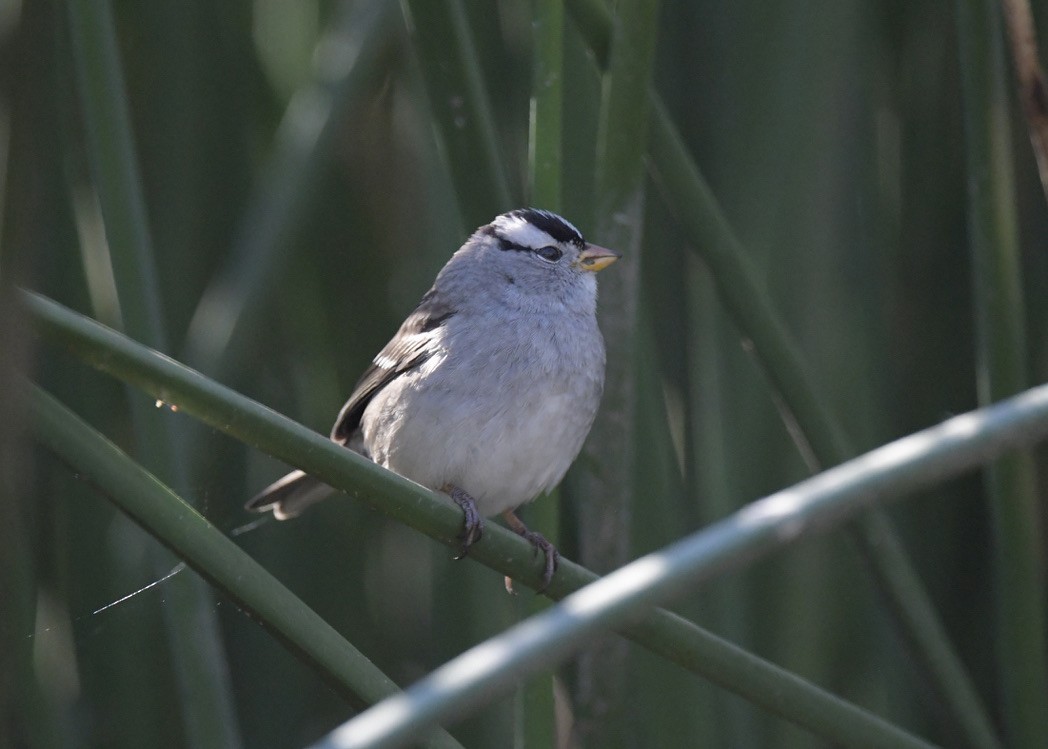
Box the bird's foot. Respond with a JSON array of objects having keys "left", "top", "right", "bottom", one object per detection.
[
  {"left": 444, "top": 484, "right": 484, "bottom": 559},
  {"left": 502, "top": 510, "right": 560, "bottom": 593}
]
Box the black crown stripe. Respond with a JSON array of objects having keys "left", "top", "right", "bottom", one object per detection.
[{"left": 510, "top": 208, "right": 584, "bottom": 246}]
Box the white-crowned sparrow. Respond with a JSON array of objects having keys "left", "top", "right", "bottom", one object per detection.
[{"left": 247, "top": 208, "right": 619, "bottom": 588}]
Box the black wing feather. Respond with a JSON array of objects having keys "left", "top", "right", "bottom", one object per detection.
[{"left": 330, "top": 289, "right": 454, "bottom": 443}]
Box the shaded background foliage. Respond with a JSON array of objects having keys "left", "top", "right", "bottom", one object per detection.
[{"left": 2, "top": 0, "right": 1046, "bottom": 748}]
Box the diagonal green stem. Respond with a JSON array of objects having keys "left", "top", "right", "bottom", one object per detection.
[
  {"left": 25, "top": 290, "right": 949, "bottom": 748},
  {"left": 645, "top": 104, "right": 1003, "bottom": 749},
  {"left": 313, "top": 380, "right": 1048, "bottom": 749},
  {"left": 28, "top": 384, "right": 465, "bottom": 749}
]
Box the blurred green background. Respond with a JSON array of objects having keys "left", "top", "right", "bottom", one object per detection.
[{"left": 2, "top": 0, "right": 1047, "bottom": 747}]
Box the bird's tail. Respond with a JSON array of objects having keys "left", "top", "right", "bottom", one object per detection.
[{"left": 245, "top": 470, "right": 335, "bottom": 520}]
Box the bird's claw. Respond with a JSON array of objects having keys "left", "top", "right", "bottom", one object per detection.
[
  {"left": 444, "top": 490, "right": 560, "bottom": 593},
  {"left": 502, "top": 510, "right": 559, "bottom": 593},
  {"left": 521, "top": 529, "right": 559, "bottom": 593},
  {"left": 445, "top": 484, "right": 484, "bottom": 558}
]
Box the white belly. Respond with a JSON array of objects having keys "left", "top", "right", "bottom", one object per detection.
[{"left": 360, "top": 335, "right": 603, "bottom": 515}]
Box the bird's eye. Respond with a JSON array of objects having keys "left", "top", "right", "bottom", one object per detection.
[{"left": 535, "top": 245, "right": 563, "bottom": 262}]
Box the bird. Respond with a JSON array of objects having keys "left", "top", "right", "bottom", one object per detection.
[{"left": 246, "top": 208, "right": 619, "bottom": 590}]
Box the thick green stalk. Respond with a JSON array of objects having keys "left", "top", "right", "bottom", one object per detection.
[
  {"left": 182, "top": 0, "right": 399, "bottom": 380},
  {"left": 998, "top": 0, "right": 1048, "bottom": 202},
  {"left": 574, "top": 0, "right": 660, "bottom": 744},
  {"left": 25, "top": 290, "right": 947, "bottom": 747},
  {"left": 400, "top": 0, "right": 513, "bottom": 227},
  {"left": 646, "top": 104, "right": 1002, "bottom": 749},
  {"left": 517, "top": 1, "right": 565, "bottom": 745},
  {"left": 65, "top": 0, "right": 165, "bottom": 349},
  {"left": 563, "top": 3, "right": 1002, "bottom": 746},
  {"left": 529, "top": 0, "right": 564, "bottom": 210},
  {"left": 393, "top": 16, "right": 520, "bottom": 740},
  {"left": 64, "top": 2, "right": 240, "bottom": 746},
  {"left": 0, "top": 290, "right": 57, "bottom": 749},
  {"left": 315, "top": 379, "right": 1048, "bottom": 749},
  {"left": 956, "top": 0, "right": 1048, "bottom": 745},
  {"left": 28, "top": 385, "right": 464, "bottom": 749}
]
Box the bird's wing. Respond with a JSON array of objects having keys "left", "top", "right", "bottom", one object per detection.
[{"left": 330, "top": 289, "right": 455, "bottom": 444}]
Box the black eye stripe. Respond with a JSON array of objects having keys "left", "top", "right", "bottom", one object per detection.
[{"left": 496, "top": 236, "right": 563, "bottom": 262}]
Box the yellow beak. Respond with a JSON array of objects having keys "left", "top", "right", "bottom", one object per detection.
[{"left": 575, "top": 243, "right": 620, "bottom": 273}]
